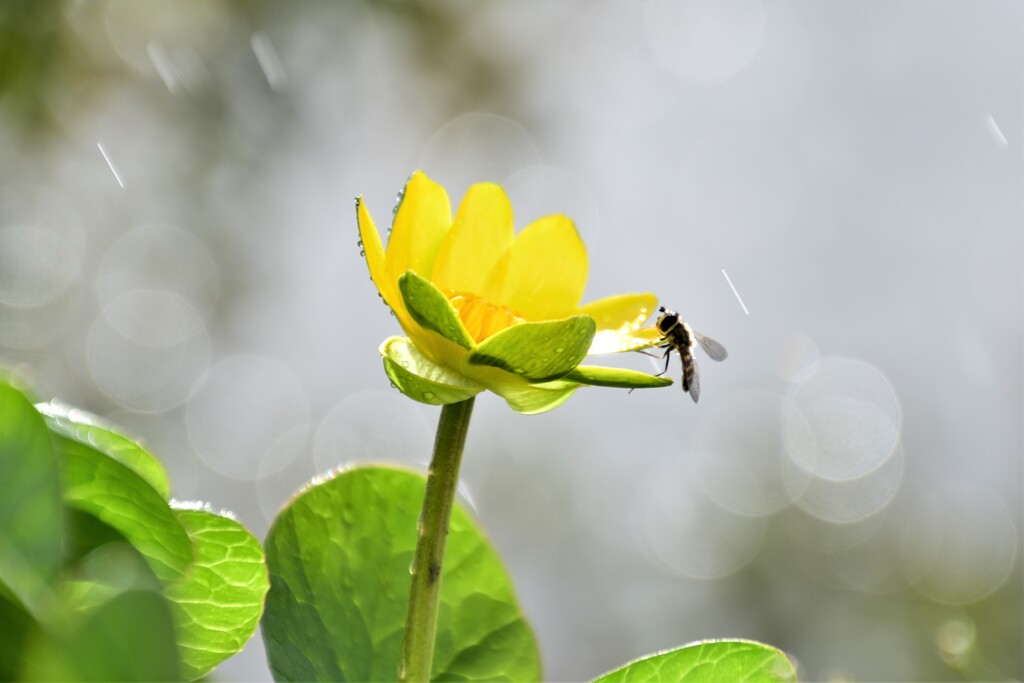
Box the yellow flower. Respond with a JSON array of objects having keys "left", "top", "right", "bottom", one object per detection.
[{"left": 357, "top": 171, "right": 669, "bottom": 414}]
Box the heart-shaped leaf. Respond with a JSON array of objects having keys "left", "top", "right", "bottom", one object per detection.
[
  {"left": 166, "top": 506, "right": 269, "bottom": 681},
  {"left": 262, "top": 465, "right": 540, "bottom": 682},
  {"left": 57, "top": 438, "right": 192, "bottom": 585},
  {"left": 593, "top": 639, "right": 797, "bottom": 683},
  {"left": 0, "top": 381, "right": 61, "bottom": 615},
  {"left": 36, "top": 401, "right": 171, "bottom": 500},
  {"left": 21, "top": 589, "right": 180, "bottom": 682}
]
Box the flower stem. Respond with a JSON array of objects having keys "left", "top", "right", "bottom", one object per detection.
[{"left": 399, "top": 397, "right": 475, "bottom": 683}]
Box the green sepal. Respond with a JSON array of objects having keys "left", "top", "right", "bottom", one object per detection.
[
  {"left": 593, "top": 639, "right": 797, "bottom": 683},
  {"left": 467, "top": 315, "right": 596, "bottom": 382},
  {"left": 398, "top": 271, "right": 475, "bottom": 349},
  {"left": 381, "top": 336, "right": 483, "bottom": 405},
  {"left": 36, "top": 401, "right": 171, "bottom": 500},
  {"left": 565, "top": 365, "right": 673, "bottom": 389},
  {"left": 493, "top": 380, "right": 580, "bottom": 415}
]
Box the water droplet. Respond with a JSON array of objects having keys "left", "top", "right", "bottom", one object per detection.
[
  {"left": 356, "top": 239, "right": 363, "bottom": 247},
  {"left": 400, "top": 360, "right": 410, "bottom": 369},
  {"left": 359, "top": 249, "right": 365, "bottom": 257},
  {"left": 555, "top": 347, "right": 565, "bottom": 354},
  {"left": 390, "top": 381, "right": 398, "bottom": 389},
  {"left": 408, "top": 560, "right": 416, "bottom": 576},
  {"left": 423, "top": 391, "right": 435, "bottom": 400},
  {"left": 514, "top": 367, "right": 526, "bottom": 374}
]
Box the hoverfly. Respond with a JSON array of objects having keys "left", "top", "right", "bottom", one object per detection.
[{"left": 649, "top": 306, "right": 727, "bottom": 403}]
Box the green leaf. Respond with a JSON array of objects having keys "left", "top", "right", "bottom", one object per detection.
[
  {"left": 381, "top": 336, "right": 484, "bottom": 406},
  {"left": 565, "top": 365, "right": 673, "bottom": 389},
  {"left": 166, "top": 506, "right": 269, "bottom": 681},
  {"left": 0, "top": 381, "right": 61, "bottom": 616},
  {"left": 57, "top": 437, "right": 192, "bottom": 585},
  {"left": 593, "top": 639, "right": 798, "bottom": 683},
  {"left": 467, "top": 315, "right": 596, "bottom": 382},
  {"left": 398, "top": 271, "right": 475, "bottom": 349},
  {"left": 21, "top": 589, "right": 181, "bottom": 682},
  {"left": 36, "top": 401, "right": 171, "bottom": 500},
  {"left": 493, "top": 380, "right": 579, "bottom": 415},
  {"left": 0, "top": 592, "right": 32, "bottom": 680},
  {"left": 262, "top": 465, "right": 540, "bottom": 682}
]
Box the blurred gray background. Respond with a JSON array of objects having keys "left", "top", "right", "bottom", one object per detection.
[{"left": 1, "top": 1, "right": 1021, "bottom": 681}]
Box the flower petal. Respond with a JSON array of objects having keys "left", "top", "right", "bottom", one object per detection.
[
  {"left": 484, "top": 214, "right": 587, "bottom": 321},
  {"left": 590, "top": 327, "right": 665, "bottom": 355},
  {"left": 466, "top": 315, "right": 596, "bottom": 383},
  {"left": 398, "top": 271, "right": 475, "bottom": 350},
  {"left": 431, "top": 183, "right": 514, "bottom": 296},
  {"left": 564, "top": 365, "right": 673, "bottom": 389},
  {"left": 492, "top": 382, "right": 579, "bottom": 415},
  {"left": 579, "top": 293, "right": 658, "bottom": 331},
  {"left": 356, "top": 196, "right": 398, "bottom": 310},
  {"left": 381, "top": 337, "right": 483, "bottom": 405},
  {"left": 386, "top": 171, "right": 452, "bottom": 285}
]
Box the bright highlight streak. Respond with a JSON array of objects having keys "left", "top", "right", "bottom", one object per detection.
[
  {"left": 985, "top": 114, "right": 1008, "bottom": 148},
  {"left": 97, "top": 142, "right": 124, "bottom": 189},
  {"left": 721, "top": 269, "right": 749, "bottom": 315},
  {"left": 251, "top": 32, "right": 288, "bottom": 91}
]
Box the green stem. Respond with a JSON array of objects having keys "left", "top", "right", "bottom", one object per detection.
[{"left": 398, "top": 397, "right": 475, "bottom": 683}]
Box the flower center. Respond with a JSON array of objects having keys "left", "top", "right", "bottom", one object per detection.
[{"left": 447, "top": 291, "right": 525, "bottom": 342}]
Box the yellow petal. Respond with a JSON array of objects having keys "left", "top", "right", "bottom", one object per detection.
[
  {"left": 356, "top": 196, "right": 398, "bottom": 310},
  {"left": 484, "top": 214, "right": 588, "bottom": 321},
  {"left": 579, "top": 293, "right": 658, "bottom": 331},
  {"left": 431, "top": 183, "right": 514, "bottom": 296},
  {"left": 385, "top": 171, "right": 452, "bottom": 285},
  {"left": 581, "top": 292, "right": 659, "bottom": 354}
]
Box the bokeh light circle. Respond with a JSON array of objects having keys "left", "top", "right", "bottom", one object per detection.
[
  {"left": 0, "top": 185, "right": 85, "bottom": 309},
  {"left": 87, "top": 290, "right": 210, "bottom": 413},
  {"left": 313, "top": 390, "right": 434, "bottom": 473},
  {"left": 901, "top": 483, "right": 1018, "bottom": 604},
  {"left": 97, "top": 224, "right": 220, "bottom": 320},
  {"left": 644, "top": 0, "right": 765, "bottom": 84},
  {"left": 636, "top": 455, "right": 766, "bottom": 579},
  {"left": 692, "top": 391, "right": 800, "bottom": 517},
  {"left": 786, "top": 443, "right": 904, "bottom": 523},
  {"left": 783, "top": 358, "right": 902, "bottom": 481},
  {"left": 420, "top": 112, "right": 542, "bottom": 202},
  {"left": 186, "top": 355, "right": 310, "bottom": 480},
  {"left": 503, "top": 166, "right": 602, "bottom": 247},
  {"left": 560, "top": 0, "right": 677, "bottom": 128}
]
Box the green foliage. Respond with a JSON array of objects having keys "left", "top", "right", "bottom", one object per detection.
[
  {"left": 167, "top": 507, "right": 271, "bottom": 681},
  {"left": 594, "top": 639, "right": 798, "bottom": 683},
  {"left": 1, "top": 374, "right": 798, "bottom": 682},
  {"left": 262, "top": 465, "right": 542, "bottom": 682},
  {"left": 467, "top": 315, "right": 596, "bottom": 382},
  {"left": 0, "top": 378, "right": 267, "bottom": 681},
  {"left": 399, "top": 270, "right": 475, "bottom": 349},
  {"left": 381, "top": 336, "right": 484, "bottom": 405},
  {"left": 0, "top": 382, "right": 61, "bottom": 617}
]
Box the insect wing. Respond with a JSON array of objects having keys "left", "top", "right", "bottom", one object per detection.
[
  {"left": 685, "top": 355, "right": 700, "bottom": 403},
  {"left": 694, "top": 332, "right": 728, "bottom": 361}
]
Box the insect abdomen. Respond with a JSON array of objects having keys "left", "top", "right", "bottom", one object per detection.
[{"left": 681, "top": 350, "right": 695, "bottom": 391}]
